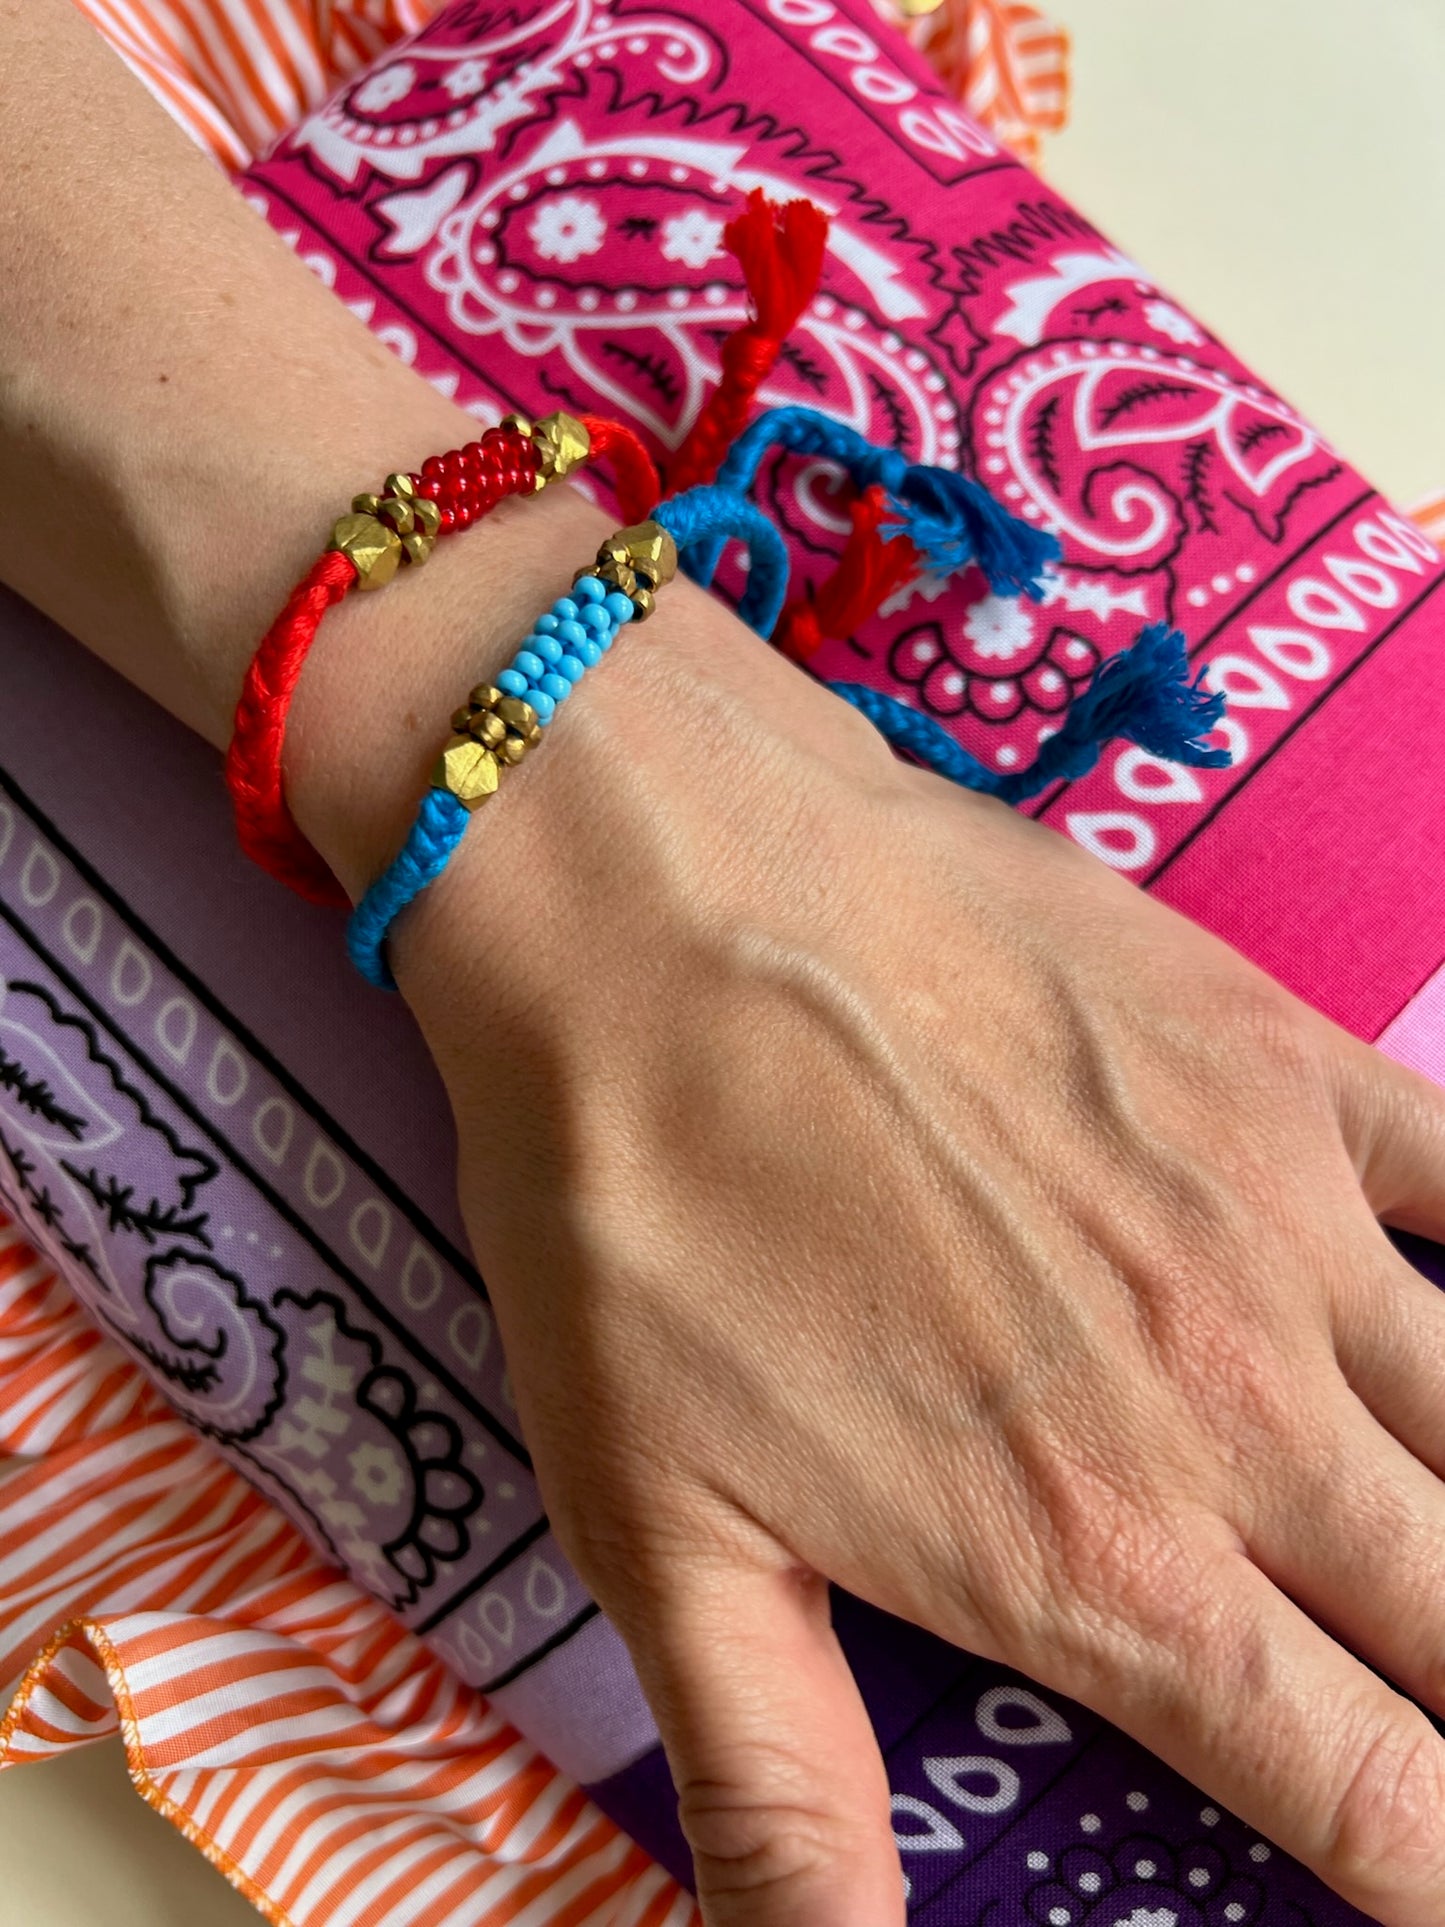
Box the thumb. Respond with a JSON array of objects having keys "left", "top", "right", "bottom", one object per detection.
[{"left": 628, "top": 1556, "right": 905, "bottom": 1927}]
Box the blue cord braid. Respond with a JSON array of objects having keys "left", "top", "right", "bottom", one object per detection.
[
  {"left": 653, "top": 486, "right": 790, "bottom": 639},
  {"left": 347, "top": 788, "right": 469, "bottom": 991},
  {"left": 687, "top": 404, "right": 1062, "bottom": 602},
  {"left": 832, "top": 624, "right": 1231, "bottom": 807},
  {"left": 347, "top": 484, "right": 790, "bottom": 989}
]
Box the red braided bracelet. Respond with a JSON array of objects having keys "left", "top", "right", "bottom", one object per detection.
[{"left": 226, "top": 410, "right": 658, "bottom": 908}]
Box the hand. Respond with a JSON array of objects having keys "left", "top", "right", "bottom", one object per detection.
[{"left": 340, "top": 577, "right": 1445, "bottom": 1927}]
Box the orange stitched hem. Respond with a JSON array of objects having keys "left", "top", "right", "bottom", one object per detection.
[{"left": 2, "top": 1618, "right": 295, "bottom": 1927}]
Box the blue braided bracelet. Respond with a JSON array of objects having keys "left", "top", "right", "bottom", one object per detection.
[{"left": 347, "top": 485, "right": 789, "bottom": 989}]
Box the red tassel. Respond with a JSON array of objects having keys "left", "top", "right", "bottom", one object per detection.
[
  {"left": 775, "top": 487, "right": 922, "bottom": 662},
  {"left": 667, "top": 190, "right": 830, "bottom": 493}
]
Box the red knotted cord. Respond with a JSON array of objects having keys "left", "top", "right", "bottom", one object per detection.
[
  {"left": 774, "top": 487, "right": 923, "bottom": 663},
  {"left": 580, "top": 414, "right": 661, "bottom": 522},
  {"left": 667, "top": 190, "right": 830, "bottom": 493}
]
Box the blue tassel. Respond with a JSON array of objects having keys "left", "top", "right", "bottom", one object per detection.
[
  {"left": 685, "top": 405, "right": 1060, "bottom": 609},
  {"left": 889, "top": 464, "right": 1060, "bottom": 602},
  {"left": 832, "top": 624, "right": 1230, "bottom": 806}
]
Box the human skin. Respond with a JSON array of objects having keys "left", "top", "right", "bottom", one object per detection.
[{"left": 6, "top": 5, "right": 1445, "bottom": 1923}]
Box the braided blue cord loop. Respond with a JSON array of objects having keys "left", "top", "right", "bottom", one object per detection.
[
  {"left": 687, "top": 404, "right": 1061, "bottom": 602},
  {"left": 833, "top": 624, "right": 1230, "bottom": 806},
  {"left": 348, "top": 787, "right": 469, "bottom": 991},
  {"left": 655, "top": 486, "right": 790, "bottom": 638}
]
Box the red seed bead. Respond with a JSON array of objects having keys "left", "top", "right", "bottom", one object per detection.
[
  {"left": 438, "top": 506, "right": 457, "bottom": 532},
  {"left": 422, "top": 455, "right": 447, "bottom": 483}
]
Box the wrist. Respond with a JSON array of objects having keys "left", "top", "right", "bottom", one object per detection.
[{"left": 283, "top": 473, "right": 626, "bottom": 907}]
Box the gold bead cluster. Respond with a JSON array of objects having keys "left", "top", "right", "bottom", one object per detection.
[
  {"left": 502, "top": 410, "right": 591, "bottom": 490},
  {"left": 580, "top": 519, "right": 679, "bottom": 620},
  {"left": 330, "top": 473, "right": 440, "bottom": 591},
  {"left": 431, "top": 685, "right": 544, "bottom": 812}
]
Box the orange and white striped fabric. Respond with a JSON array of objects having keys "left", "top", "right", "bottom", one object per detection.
[
  {"left": 902, "top": 0, "right": 1070, "bottom": 168},
  {"left": 0, "top": 1213, "right": 698, "bottom": 1927},
  {"left": 71, "top": 0, "right": 442, "bottom": 169},
  {"left": 69, "top": 0, "right": 1070, "bottom": 171},
  {"left": 1411, "top": 493, "right": 1445, "bottom": 555}
]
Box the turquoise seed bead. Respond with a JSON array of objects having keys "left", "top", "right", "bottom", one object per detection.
[
  {"left": 557, "top": 655, "right": 586, "bottom": 683},
  {"left": 539, "top": 673, "right": 571, "bottom": 703},
  {"left": 604, "top": 591, "right": 635, "bottom": 625},
  {"left": 497, "top": 668, "right": 529, "bottom": 697},
  {"left": 580, "top": 603, "right": 611, "bottom": 635},
  {"left": 534, "top": 613, "right": 560, "bottom": 635},
  {"left": 532, "top": 633, "right": 563, "bottom": 664},
  {"left": 572, "top": 638, "right": 602, "bottom": 668},
  {"left": 553, "top": 598, "right": 580, "bottom": 623},
  {"left": 530, "top": 688, "right": 556, "bottom": 723},
  {"left": 513, "top": 650, "right": 545, "bottom": 681},
  {"left": 556, "top": 619, "right": 589, "bottom": 650},
  {"left": 574, "top": 575, "right": 606, "bottom": 604}
]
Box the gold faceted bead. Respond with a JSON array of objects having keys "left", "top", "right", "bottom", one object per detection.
[
  {"left": 609, "top": 520, "right": 678, "bottom": 590},
  {"left": 412, "top": 496, "right": 441, "bottom": 538},
  {"left": 432, "top": 736, "right": 501, "bottom": 811},
  {"left": 330, "top": 511, "right": 403, "bottom": 589},
  {"left": 450, "top": 705, "right": 475, "bottom": 733},
  {"left": 630, "top": 583, "right": 657, "bottom": 620},
  {"left": 531, "top": 411, "right": 591, "bottom": 487},
  {"left": 378, "top": 495, "right": 416, "bottom": 535},
  {"left": 351, "top": 491, "right": 382, "bottom": 516},
  {"left": 500, "top": 412, "right": 533, "bottom": 440},
  {"left": 497, "top": 733, "right": 530, "bottom": 766},
  {"left": 384, "top": 472, "right": 416, "bottom": 501},
  {"left": 601, "top": 561, "right": 640, "bottom": 602},
  {"left": 400, "top": 530, "right": 434, "bottom": 566},
  {"left": 470, "top": 710, "right": 508, "bottom": 750},
  {"left": 494, "top": 696, "right": 541, "bottom": 743},
  {"left": 468, "top": 683, "right": 504, "bottom": 712}
]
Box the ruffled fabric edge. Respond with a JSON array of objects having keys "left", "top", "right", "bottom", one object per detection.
[{"left": 0, "top": 1218, "right": 697, "bottom": 1927}]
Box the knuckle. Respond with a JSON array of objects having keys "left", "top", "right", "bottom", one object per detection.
[
  {"left": 676, "top": 1746, "right": 850, "bottom": 1900},
  {"left": 1218, "top": 977, "right": 1321, "bottom": 1086},
  {"left": 1005, "top": 1440, "right": 1213, "bottom": 1672},
  {"left": 1324, "top": 1711, "right": 1445, "bottom": 1897}
]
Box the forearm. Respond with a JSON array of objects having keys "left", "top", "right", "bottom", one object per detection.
[{"left": 0, "top": 0, "right": 649, "bottom": 895}]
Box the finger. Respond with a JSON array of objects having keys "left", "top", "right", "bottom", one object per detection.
[
  {"left": 624, "top": 1555, "right": 904, "bottom": 1927},
  {"left": 1018, "top": 1536, "right": 1445, "bottom": 1923},
  {"left": 1238, "top": 1359, "right": 1445, "bottom": 1724},
  {"left": 1331, "top": 1239, "right": 1445, "bottom": 1480},
  {"left": 1334, "top": 1038, "right": 1445, "bottom": 1239}
]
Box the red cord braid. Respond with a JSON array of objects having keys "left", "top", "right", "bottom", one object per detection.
[
  {"left": 774, "top": 486, "right": 923, "bottom": 664},
  {"left": 226, "top": 420, "right": 542, "bottom": 907},
  {"left": 667, "top": 191, "right": 830, "bottom": 494},
  {"left": 580, "top": 414, "right": 661, "bottom": 522},
  {"left": 227, "top": 548, "right": 360, "bottom": 906}
]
